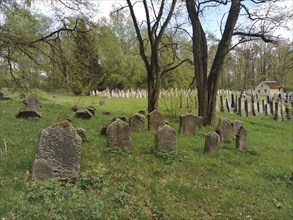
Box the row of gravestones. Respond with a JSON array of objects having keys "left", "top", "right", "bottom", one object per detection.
[
  {"left": 31, "top": 108, "right": 247, "bottom": 181},
  {"left": 218, "top": 95, "right": 292, "bottom": 121}
]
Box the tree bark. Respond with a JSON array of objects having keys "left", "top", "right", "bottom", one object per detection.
[{"left": 186, "top": 0, "right": 241, "bottom": 125}]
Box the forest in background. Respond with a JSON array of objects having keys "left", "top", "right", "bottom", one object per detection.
[{"left": 0, "top": 0, "right": 292, "bottom": 95}]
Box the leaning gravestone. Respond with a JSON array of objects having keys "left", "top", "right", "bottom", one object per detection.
[
  {"left": 75, "top": 108, "right": 93, "bottom": 119},
  {"left": 106, "top": 118, "right": 132, "bottom": 149},
  {"left": 204, "top": 131, "right": 220, "bottom": 153},
  {"left": 236, "top": 126, "right": 247, "bottom": 150},
  {"left": 179, "top": 113, "right": 197, "bottom": 136},
  {"left": 216, "top": 118, "right": 234, "bottom": 141},
  {"left": 129, "top": 113, "right": 145, "bottom": 132},
  {"left": 148, "top": 110, "right": 164, "bottom": 131},
  {"left": 155, "top": 124, "right": 177, "bottom": 151},
  {"left": 16, "top": 95, "right": 42, "bottom": 118},
  {"left": 32, "top": 121, "right": 82, "bottom": 181}
]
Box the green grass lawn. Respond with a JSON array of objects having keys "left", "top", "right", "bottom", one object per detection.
[{"left": 0, "top": 90, "right": 292, "bottom": 219}]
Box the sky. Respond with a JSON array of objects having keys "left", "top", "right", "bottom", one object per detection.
[
  {"left": 94, "top": 0, "right": 292, "bottom": 41},
  {"left": 30, "top": 0, "right": 292, "bottom": 41}
]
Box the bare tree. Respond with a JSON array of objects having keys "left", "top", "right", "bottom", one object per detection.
[
  {"left": 126, "top": 0, "right": 190, "bottom": 113},
  {"left": 185, "top": 0, "right": 289, "bottom": 125}
]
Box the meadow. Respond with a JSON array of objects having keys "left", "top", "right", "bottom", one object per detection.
[{"left": 0, "top": 90, "right": 292, "bottom": 219}]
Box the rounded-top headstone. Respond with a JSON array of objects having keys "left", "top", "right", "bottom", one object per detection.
[
  {"left": 148, "top": 110, "right": 164, "bottom": 131},
  {"left": 32, "top": 122, "right": 82, "bottom": 181},
  {"left": 129, "top": 113, "right": 145, "bottom": 131},
  {"left": 179, "top": 113, "right": 197, "bottom": 136},
  {"left": 216, "top": 118, "right": 234, "bottom": 141},
  {"left": 155, "top": 124, "right": 177, "bottom": 151},
  {"left": 232, "top": 120, "right": 243, "bottom": 134},
  {"left": 204, "top": 131, "right": 220, "bottom": 153},
  {"left": 106, "top": 118, "right": 132, "bottom": 149}
]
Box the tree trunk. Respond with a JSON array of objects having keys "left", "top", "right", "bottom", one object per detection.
[{"left": 186, "top": 0, "right": 241, "bottom": 125}]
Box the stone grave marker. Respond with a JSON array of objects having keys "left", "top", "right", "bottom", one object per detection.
[
  {"left": 155, "top": 124, "right": 177, "bottom": 151},
  {"left": 216, "top": 118, "right": 234, "bottom": 141},
  {"left": 204, "top": 131, "right": 220, "bottom": 153},
  {"left": 75, "top": 108, "right": 93, "bottom": 119},
  {"left": 32, "top": 122, "right": 82, "bottom": 181},
  {"left": 106, "top": 118, "right": 132, "bottom": 149},
  {"left": 129, "top": 113, "right": 145, "bottom": 132},
  {"left": 236, "top": 126, "right": 247, "bottom": 150},
  {"left": 232, "top": 120, "right": 243, "bottom": 134},
  {"left": 179, "top": 113, "right": 197, "bottom": 136},
  {"left": 148, "top": 110, "right": 164, "bottom": 131},
  {"left": 16, "top": 95, "right": 42, "bottom": 118},
  {"left": 273, "top": 102, "right": 282, "bottom": 121}
]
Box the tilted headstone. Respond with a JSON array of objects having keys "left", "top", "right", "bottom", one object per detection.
[
  {"left": 236, "top": 126, "right": 247, "bottom": 150},
  {"left": 76, "top": 127, "right": 87, "bottom": 141},
  {"left": 129, "top": 113, "right": 145, "bottom": 132},
  {"left": 216, "top": 118, "right": 234, "bottom": 141},
  {"left": 106, "top": 119, "right": 132, "bottom": 149},
  {"left": 32, "top": 122, "right": 82, "bottom": 181},
  {"left": 155, "top": 124, "right": 177, "bottom": 151},
  {"left": 179, "top": 113, "right": 197, "bottom": 136},
  {"left": 75, "top": 108, "right": 93, "bottom": 119},
  {"left": 148, "top": 110, "right": 164, "bottom": 131},
  {"left": 87, "top": 106, "right": 96, "bottom": 115},
  {"left": 204, "top": 131, "right": 220, "bottom": 153},
  {"left": 16, "top": 95, "right": 42, "bottom": 118}
]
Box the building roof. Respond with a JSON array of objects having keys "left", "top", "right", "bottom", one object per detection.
[{"left": 262, "top": 81, "right": 284, "bottom": 89}]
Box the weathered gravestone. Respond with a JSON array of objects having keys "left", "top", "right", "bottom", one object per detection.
[
  {"left": 129, "top": 113, "right": 145, "bottom": 132},
  {"left": 76, "top": 127, "right": 87, "bottom": 141},
  {"left": 216, "top": 118, "right": 234, "bottom": 141},
  {"left": 106, "top": 118, "right": 132, "bottom": 149},
  {"left": 148, "top": 110, "right": 164, "bottom": 131},
  {"left": 16, "top": 96, "right": 42, "bottom": 118},
  {"left": 232, "top": 120, "right": 243, "bottom": 134},
  {"left": 32, "top": 122, "right": 82, "bottom": 181},
  {"left": 75, "top": 108, "right": 93, "bottom": 119},
  {"left": 87, "top": 106, "right": 96, "bottom": 115},
  {"left": 204, "top": 131, "right": 220, "bottom": 153},
  {"left": 236, "top": 126, "right": 247, "bottom": 150},
  {"left": 273, "top": 102, "right": 282, "bottom": 121},
  {"left": 179, "top": 113, "right": 197, "bottom": 136},
  {"left": 155, "top": 124, "right": 177, "bottom": 151}
]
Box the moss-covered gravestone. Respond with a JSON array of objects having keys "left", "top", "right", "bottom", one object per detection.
[{"left": 32, "top": 121, "right": 82, "bottom": 181}]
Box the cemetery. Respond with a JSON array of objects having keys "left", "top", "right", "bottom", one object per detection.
[
  {"left": 1, "top": 0, "right": 292, "bottom": 219},
  {"left": 0, "top": 89, "right": 292, "bottom": 219}
]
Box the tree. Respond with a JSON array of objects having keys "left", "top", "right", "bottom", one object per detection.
[
  {"left": 126, "top": 0, "right": 190, "bottom": 113},
  {"left": 185, "top": 0, "right": 290, "bottom": 125}
]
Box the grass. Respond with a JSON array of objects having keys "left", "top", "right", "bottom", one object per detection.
[{"left": 0, "top": 89, "right": 292, "bottom": 219}]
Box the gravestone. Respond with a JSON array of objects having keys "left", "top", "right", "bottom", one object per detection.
[
  {"left": 76, "top": 127, "right": 87, "bottom": 141},
  {"left": 236, "top": 126, "right": 247, "bottom": 150},
  {"left": 179, "top": 113, "right": 197, "bottom": 136},
  {"left": 87, "top": 106, "right": 96, "bottom": 115},
  {"left": 0, "top": 91, "right": 12, "bottom": 100},
  {"left": 237, "top": 97, "right": 245, "bottom": 116},
  {"left": 273, "top": 102, "right": 282, "bottom": 121},
  {"left": 196, "top": 116, "right": 204, "bottom": 129},
  {"left": 129, "top": 113, "right": 145, "bottom": 132},
  {"left": 232, "top": 120, "right": 243, "bottom": 134},
  {"left": 106, "top": 119, "right": 132, "bottom": 149},
  {"left": 75, "top": 108, "right": 93, "bottom": 119},
  {"left": 204, "top": 132, "right": 220, "bottom": 153},
  {"left": 148, "top": 110, "right": 164, "bottom": 131},
  {"left": 16, "top": 95, "right": 42, "bottom": 118},
  {"left": 32, "top": 122, "right": 82, "bottom": 181},
  {"left": 99, "top": 99, "right": 105, "bottom": 107},
  {"left": 216, "top": 118, "right": 234, "bottom": 141},
  {"left": 155, "top": 124, "right": 177, "bottom": 151}
]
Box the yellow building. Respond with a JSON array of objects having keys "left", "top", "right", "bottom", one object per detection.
[{"left": 252, "top": 81, "right": 284, "bottom": 96}]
